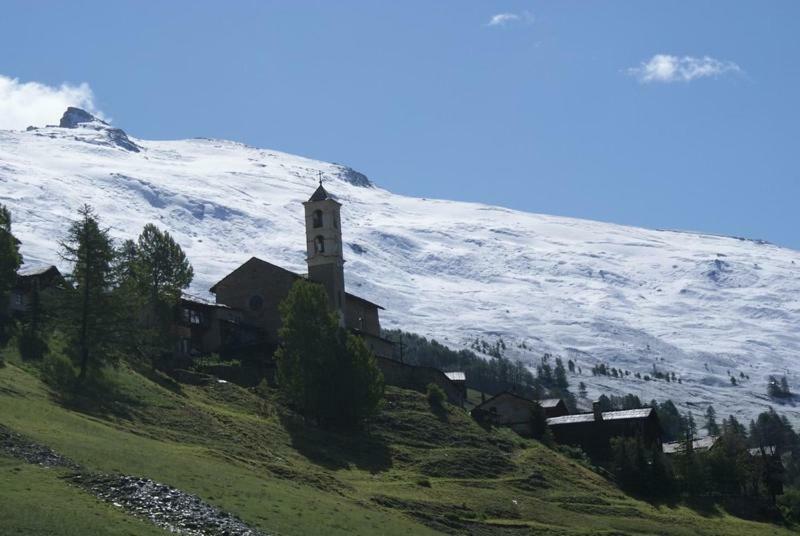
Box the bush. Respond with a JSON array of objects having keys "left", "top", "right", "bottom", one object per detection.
[
  {"left": 778, "top": 487, "right": 800, "bottom": 523},
  {"left": 18, "top": 329, "right": 47, "bottom": 360},
  {"left": 426, "top": 383, "right": 446, "bottom": 407},
  {"left": 41, "top": 352, "right": 77, "bottom": 393}
]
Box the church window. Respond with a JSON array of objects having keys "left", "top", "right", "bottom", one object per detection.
[
  {"left": 312, "top": 210, "right": 323, "bottom": 228},
  {"left": 333, "top": 215, "right": 338, "bottom": 229},
  {"left": 249, "top": 295, "right": 264, "bottom": 312},
  {"left": 314, "top": 235, "right": 325, "bottom": 254}
]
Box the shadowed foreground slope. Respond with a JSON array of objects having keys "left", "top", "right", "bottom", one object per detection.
[{"left": 0, "top": 351, "right": 795, "bottom": 535}]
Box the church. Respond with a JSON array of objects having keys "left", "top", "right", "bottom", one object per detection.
[
  {"left": 174, "top": 182, "right": 465, "bottom": 405},
  {"left": 179, "top": 182, "right": 394, "bottom": 360}
]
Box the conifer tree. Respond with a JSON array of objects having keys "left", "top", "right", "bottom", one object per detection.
[
  {"left": 0, "top": 204, "right": 22, "bottom": 340},
  {"left": 132, "top": 224, "right": 193, "bottom": 306},
  {"left": 118, "top": 225, "right": 193, "bottom": 356},
  {"left": 705, "top": 405, "right": 720, "bottom": 436},
  {"left": 56, "top": 205, "right": 121, "bottom": 382},
  {"left": 276, "top": 279, "right": 383, "bottom": 429}
]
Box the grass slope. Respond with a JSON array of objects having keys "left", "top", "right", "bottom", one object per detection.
[{"left": 0, "top": 351, "right": 795, "bottom": 536}]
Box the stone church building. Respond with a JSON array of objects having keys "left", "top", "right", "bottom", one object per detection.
[{"left": 202, "top": 183, "right": 393, "bottom": 359}]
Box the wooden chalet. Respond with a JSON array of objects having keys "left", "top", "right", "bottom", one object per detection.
[
  {"left": 8, "top": 264, "right": 66, "bottom": 317},
  {"left": 546, "top": 402, "right": 662, "bottom": 457}
]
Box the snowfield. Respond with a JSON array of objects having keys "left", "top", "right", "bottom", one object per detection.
[{"left": 2, "top": 110, "right": 799, "bottom": 425}]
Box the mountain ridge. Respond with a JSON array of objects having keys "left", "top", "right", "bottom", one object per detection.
[{"left": 3, "top": 109, "right": 800, "bottom": 425}]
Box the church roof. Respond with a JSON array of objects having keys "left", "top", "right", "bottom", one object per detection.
[{"left": 308, "top": 184, "right": 333, "bottom": 202}]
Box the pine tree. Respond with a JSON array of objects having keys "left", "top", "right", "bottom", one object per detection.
[
  {"left": 554, "top": 357, "right": 569, "bottom": 390},
  {"left": 578, "top": 381, "right": 587, "bottom": 399},
  {"left": 132, "top": 224, "right": 193, "bottom": 306},
  {"left": 276, "top": 280, "right": 383, "bottom": 429},
  {"left": 120, "top": 225, "right": 193, "bottom": 356},
  {"left": 56, "top": 205, "right": 121, "bottom": 383},
  {"left": 705, "top": 405, "right": 720, "bottom": 436},
  {"left": 0, "top": 204, "right": 22, "bottom": 340}
]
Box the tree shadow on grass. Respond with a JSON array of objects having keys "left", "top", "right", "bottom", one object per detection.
[
  {"left": 51, "top": 368, "right": 145, "bottom": 422},
  {"left": 279, "top": 412, "right": 393, "bottom": 473}
]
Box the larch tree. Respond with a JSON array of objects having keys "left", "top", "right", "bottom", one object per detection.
[{"left": 57, "top": 205, "right": 121, "bottom": 382}]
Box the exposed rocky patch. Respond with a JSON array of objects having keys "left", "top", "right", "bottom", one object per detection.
[
  {"left": 0, "top": 424, "right": 79, "bottom": 469},
  {"left": 69, "top": 474, "right": 269, "bottom": 536},
  {"left": 1, "top": 424, "right": 268, "bottom": 536}
]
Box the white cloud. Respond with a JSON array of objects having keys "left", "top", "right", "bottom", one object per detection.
[
  {"left": 628, "top": 54, "right": 742, "bottom": 83},
  {"left": 0, "top": 74, "right": 104, "bottom": 130},
  {"left": 487, "top": 11, "right": 534, "bottom": 27}
]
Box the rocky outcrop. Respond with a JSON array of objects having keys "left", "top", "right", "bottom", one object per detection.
[
  {"left": 70, "top": 474, "right": 269, "bottom": 536},
  {"left": 1, "top": 424, "right": 269, "bottom": 536},
  {"left": 58, "top": 107, "right": 141, "bottom": 152}
]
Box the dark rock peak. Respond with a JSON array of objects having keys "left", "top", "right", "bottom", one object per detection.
[
  {"left": 59, "top": 107, "right": 108, "bottom": 128},
  {"left": 333, "top": 164, "right": 373, "bottom": 188},
  {"left": 57, "top": 107, "right": 141, "bottom": 153}
]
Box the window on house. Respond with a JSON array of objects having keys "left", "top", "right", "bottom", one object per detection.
[
  {"left": 182, "top": 308, "right": 202, "bottom": 325},
  {"left": 312, "top": 210, "right": 323, "bottom": 228},
  {"left": 314, "top": 235, "right": 325, "bottom": 254},
  {"left": 13, "top": 292, "right": 23, "bottom": 306},
  {"left": 249, "top": 295, "right": 264, "bottom": 311}
]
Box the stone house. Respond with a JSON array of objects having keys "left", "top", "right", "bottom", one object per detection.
[
  {"left": 471, "top": 392, "right": 568, "bottom": 436},
  {"left": 376, "top": 357, "right": 465, "bottom": 407},
  {"left": 174, "top": 293, "right": 243, "bottom": 357},
  {"left": 8, "top": 265, "right": 66, "bottom": 317}
]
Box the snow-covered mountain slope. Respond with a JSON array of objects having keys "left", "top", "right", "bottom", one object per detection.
[{"left": 3, "top": 109, "right": 800, "bottom": 425}]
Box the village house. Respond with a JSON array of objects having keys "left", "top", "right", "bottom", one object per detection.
[
  {"left": 174, "top": 293, "right": 244, "bottom": 358},
  {"left": 546, "top": 402, "right": 662, "bottom": 457},
  {"left": 662, "top": 435, "right": 719, "bottom": 455},
  {"left": 471, "top": 392, "right": 569, "bottom": 436},
  {"left": 7, "top": 264, "right": 66, "bottom": 317}
]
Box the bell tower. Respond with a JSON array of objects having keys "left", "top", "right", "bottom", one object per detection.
[{"left": 303, "top": 179, "right": 346, "bottom": 324}]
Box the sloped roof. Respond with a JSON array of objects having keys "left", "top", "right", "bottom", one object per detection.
[
  {"left": 180, "top": 292, "right": 232, "bottom": 309},
  {"left": 308, "top": 184, "right": 334, "bottom": 202},
  {"left": 539, "top": 398, "right": 564, "bottom": 409},
  {"left": 210, "top": 256, "right": 383, "bottom": 310},
  {"left": 17, "top": 264, "right": 58, "bottom": 278},
  {"left": 662, "top": 435, "right": 719, "bottom": 454},
  {"left": 444, "top": 372, "right": 465, "bottom": 382},
  {"left": 547, "top": 407, "right": 654, "bottom": 426}
]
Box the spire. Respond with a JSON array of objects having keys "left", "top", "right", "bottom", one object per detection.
[{"left": 308, "top": 183, "right": 332, "bottom": 203}]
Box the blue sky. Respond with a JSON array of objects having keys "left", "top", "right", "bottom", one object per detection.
[{"left": 2, "top": 1, "right": 798, "bottom": 249}]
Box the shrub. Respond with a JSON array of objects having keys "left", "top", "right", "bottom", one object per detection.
[
  {"left": 426, "top": 383, "right": 446, "bottom": 407},
  {"left": 778, "top": 487, "right": 800, "bottom": 523},
  {"left": 18, "top": 329, "right": 47, "bottom": 360},
  {"left": 41, "top": 352, "right": 77, "bottom": 393}
]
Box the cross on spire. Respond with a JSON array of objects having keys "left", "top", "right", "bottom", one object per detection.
[{"left": 318, "top": 170, "right": 323, "bottom": 186}]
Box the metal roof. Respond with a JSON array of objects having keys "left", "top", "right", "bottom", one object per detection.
[
  {"left": 662, "top": 436, "right": 719, "bottom": 454},
  {"left": 538, "top": 398, "right": 563, "bottom": 408},
  {"left": 181, "top": 292, "right": 231, "bottom": 308},
  {"left": 602, "top": 408, "right": 653, "bottom": 421},
  {"left": 546, "top": 413, "right": 595, "bottom": 425},
  {"left": 547, "top": 407, "right": 653, "bottom": 426},
  {"left": 444, "top": 372, "right": 465, "bottom": 382}
]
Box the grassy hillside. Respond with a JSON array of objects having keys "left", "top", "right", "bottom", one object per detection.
[{"left": 0, "top": 348, "right": 795, "bottom": 535}]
